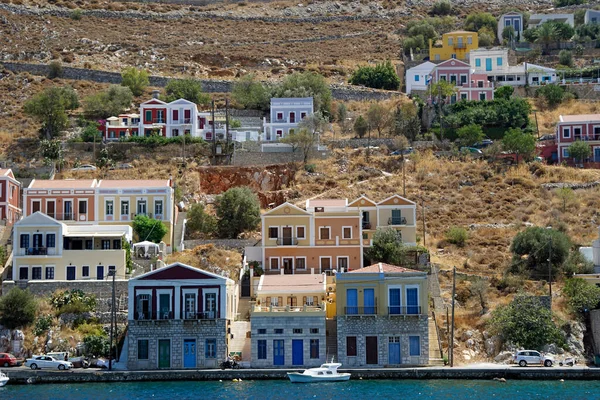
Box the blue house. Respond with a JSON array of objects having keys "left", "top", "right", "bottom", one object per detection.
[{"left": 497, "top": 12, "right": 524, "bottom": 42}]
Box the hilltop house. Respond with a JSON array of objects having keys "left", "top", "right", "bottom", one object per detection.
[
  {"left": 429, "top": 59, "right": 494, "bottom": 102},
  {"left": 10, "top": 211, "right": 131, "bottom": 282},
  {"left": 244, "top": 194, "right": 417, "bottom": 274},
  {"left": 250, "top": 274, "right": 327, "bottom": 368},
  {"left": 0, "top": 168, "right": 21, "bottom": 225},
  {"left": 335, "top": 263, "right": 429, "bottom": 366},
  {"left": 405, "top": 62, "right": 436, "bottom": 95},
  {"left": 498, "top": 12, "right": 524, "bottom": 42},
  {"left": 585, "top": 10, "right": 600, "bottom": 25},
  {"left": 555, "top": 114, "right": 600, "bottom": 164},
  {"left": 528, "top": 14, "right": 574, "bottom": 28},
  {"left": 126, "top": 262, "right": 236, "bottom": 370},
  {"left": 263, "top": 97, "right": 314, "bottom": 141},
  {"left": 429, "top": 31, "right": 478, "bottom": 62}
]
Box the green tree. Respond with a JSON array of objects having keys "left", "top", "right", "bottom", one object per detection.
[
  {"left": 559, "top": 50, "right": 573, "bottom": 67},
  {"left": 121, "top": 67, "right": 149, "bottom": 97},
  {"left": 402, "top": 35, "right": 427, "bottom": 55},
  {"left": 478, "top": 27, "right": 496, "bottom": 47},
  {"left": 430, "top": 0, "right": 452, "bottom": 16},
  {"left": 465, "top": 12, "right": 497, "bottom": 34},
  {"left": 502, "top": 128, "right": 536, "bottom": 163},
  {"left": 495, "top": 85, "right": 514, "bottom": 100},
  {"left": 273, "top": 71, "right": 332, "bottom": 117},
  {"left": 231, "top": 74, "right": 269, "bottom": 110},
  {"left": 353, "top": 115, "right": 368, "bottom": 138},
  {"left": 48, "top": 61, "right": 63, "bottom": 79},
  {"left": 428, "top": 79, "right": 457, "bottom": 100},
  {"left": 536, "top": 84, "right": 565, "bottom": 108},
  {"left": 563, "top": 278, "right": 600, "bottom": 316},
  {"left": 366, "top": 227, "right": 406, "bottom": 266},
  {"left": 0, "top": 287, "right": 37, "bottom": 329},
  {"left": 337, "top": 103, "right": 349, "bottom": 133},
  {"left": 551, "top": 21, "right": 575, "bottom": 41},
  {"left": 349, "top": 61, "right": 400, "bottom": 91},
  {"left": 502, "top": 26, "right": 516, "bottom": 43},
  {"left": 298, "top": 110, "right": 328, "bottom": 135},
  {"left": 24, "top": 86, "right": 79, "bottom": 139},
  {"left": 568, "top": 140, "right": 591, "bottom": 164},
  {"left": 393, "top": 103, "right": 421, "bottom": 141},
  {"left": 164, "top": 79, "right": 210, "bottom": 105},
  {"left": 96, "top": 148, "right": 112, "bottom": 169},
  {"left": 534, "top": 23, "right": 558, "bottom": 53},
  {"left": 83, "top": 85, "right": 134, "bottom": 119},
  {"left": 555, "top": 186, "right": 575, "bottom": 212},
  {"left": 407, "top": 21, "right": 438, "bottom": 43},
  {"left": 555, "top": 0, "right": 584, "bottom": 5},
  {"left": 488, "top": 294, "right": 564, "bottom": 350},
  {"left": 366, "top": 103, "right": 392, "bottom": 138},
  {"left": 83, "top": 334, "right": 110, "bottom": 357},
  {"left": 186, "top": 203, "right": 217, "bottom": 238},
  {"left": 40, "top": 139, "right": 63, "bottom": 174},
  {"left": 132, "top": 215, "right": 168, "bottom": 243},
  {"left": 456, "top": 124, "right": 484, "bottom": 147},
  {"left": 445, "top": 226, "right": 468, "bottom": 247},
  {"left": 509, "top": 226, "right": 571, "bottom": 279},
  {"left": 280, "top": 128, "right": 317, "bottom": 164},
  {"left": 215, "top": 187, "right": 260, "bottom": 239},
  {"left": 81, "top": 122, "right": 102, "bottom": 143}
]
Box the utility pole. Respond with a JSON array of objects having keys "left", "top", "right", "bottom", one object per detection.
[
  {"left": 450, "top": 266, "right": 456, "bottom": 367},
  {"left": 548, "top": 236, "right": 553, "bottom": 309},
  {"left": 421, "top": 198, "right": 426, "bottom": 247},
  {"left": 211, "top": 100, "right": 216, "bottom": 163},
  {"left": 108, "top": 269, "right": 116, "bottom": 371},
  {"left": 367, "top": 123, "right": 371, "bottom": 162},
  {"left": 402, "top": 158, "right": 406, "bottom": 197},
  {"left": 225, "top": 98, "right": 231, "bottom": 164},
  {"left": 446, "top": 306, "right": 450, "bottom": 364},
  {"left": 533, "top": 110, "right": 540, "bottom": 139}
]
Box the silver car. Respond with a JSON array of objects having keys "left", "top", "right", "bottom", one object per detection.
[
  {"left": 513, "top": 350, "right": 554, "bottom": 367},
  {"left": 24, "top": 355, "right": 73, "bottom": 370}
]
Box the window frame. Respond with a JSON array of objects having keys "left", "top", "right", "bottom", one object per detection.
[
  {"left": 295, "top": 256, "right": 307, "bottom": 270},
  {"left": 268, "top": 226, "right": 279, "bottom": 239},
  {"left": 562, "top": 127, "right": 571, "bottom": 139},
  {"left": 205, "top": 338, "right": 217, "bottom": 359},
  {"left": 310, "top": 339, "right": 319, "bottom": 359},
  {"left": 342, "top": 226, "right": 352, "bottom": 239},
  {"left": 269, "top": 257, "right": 280, "bottom": 270},
  {"left": 45, "top": 266, "right": 55, "bottom": 280},
  {"left": 137, "top": 339, "right": 149, "bottom": 360},
  {"left": 319, "top": 226, "right": 331, "bottom": 240},
  {"left": 296, "top": 226, "right": 306, "bottom": 239},
  {"left": 346, "top": 336, "right": 357, "bottom": 357},
  {"left": 105, "top": 200, "right": 114, "bottom": 216},
  {"left": 257, "top": 339, "right": 267, "bottom": 360}
]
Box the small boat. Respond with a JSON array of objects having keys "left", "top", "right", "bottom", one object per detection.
[
  {"left": 287, "top": 363, "right": 351, "bottom": 383},
  {"left": 0, "top": 371, "right": 9, "bottom": 387}
]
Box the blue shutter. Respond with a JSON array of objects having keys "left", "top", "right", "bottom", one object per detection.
[
  {"left": 389, "top": 288, "right": 401, "bottom": 314},
  {"left": 346, "top": 289, "right": 358, "bottom": 315},
  {"left": 364, "top": 289, "right": 375, "bottom": 314},
  {"left": 409, "top": 336, "right": 420, "bottom": 356},
  {"left": 475, "top": 59, "right": 481, "bottom": 68},
  {"left": 406, "top": 288, "right": 419, "bottom": 314}
]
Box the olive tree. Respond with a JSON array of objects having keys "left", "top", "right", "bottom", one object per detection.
[{"left": 215, "top": 187, "right": 260, "bottom": 239}]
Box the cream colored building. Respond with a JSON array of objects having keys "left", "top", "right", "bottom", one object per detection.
[{"left": 12, "top": 211, "right": 132, "bottom": 282}]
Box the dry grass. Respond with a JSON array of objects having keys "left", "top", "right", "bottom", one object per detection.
[
  {"left": 169, "top": 244, "right": 242, "bottom": 281},
  {"left": 534, "top": 99, "right": 600, "bottom": 135}
]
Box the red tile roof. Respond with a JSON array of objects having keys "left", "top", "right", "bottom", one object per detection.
[{"left": 348, "top": 262, "right": 422, "bottom": 274}]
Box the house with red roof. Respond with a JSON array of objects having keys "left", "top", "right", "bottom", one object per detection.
[{"left": 555, "top": 114, "right": 600, "bottom": 164}]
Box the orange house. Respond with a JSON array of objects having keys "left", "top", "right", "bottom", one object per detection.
[
  {"left": 23, "top": 179, "right": 97, "bottom": 223},
  {"left": 0, "top": 169, "right": 21, "bottom": 224}
]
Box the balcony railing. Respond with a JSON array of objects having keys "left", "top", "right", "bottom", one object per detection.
[
  {"left": 134, "top": 311, "right": 216, "bottom": 321},
  {"left": 454, "top": 43, "right": 467, "bottom": 49},
  {"left": 344, "top": 306, "right": 377, "bottom": 316},
  {"left": 362, "top": 222, "right": 372, "bottom": 229},
  {"left": 150, "top": 118, "right": 165, "bottom": 124},
  {"left": 47, "top": 213, "right": 79, "bottom": 221},
  {"left": 253, "top": 304, "right": 325, "bottom": 313},
  {"left": 388, "top": 217, "right": 407, "bottom": 225},
  {"left": 276, "top": 237, "right": 298, "bottom": 246},
  {"left": 184, "top": 311, "right": 217, "bottom": 320},
  {"left": 24, "top": 247, "right": 50, "bottom": 256},
  {"left": 387, "top": 306, "right": 422, "bottom": 315}
]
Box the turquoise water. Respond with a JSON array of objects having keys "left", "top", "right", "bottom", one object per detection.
[{"left": 2, "top": 379, "right": 600, "bottom": 400}]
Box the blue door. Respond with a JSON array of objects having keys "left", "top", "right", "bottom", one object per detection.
[
  {"left": 96, "top": 265, "right": 104, "bottom": 280},
  {"left": 66, "top": 266, "right": 76, "bottom": 281},
  {"left": 595, "top": 148, "right": 600, "bottom": 162},
  {"left": 406, "top": 288, "right": 419, "bottom": 315},
  {"left": 346, "top": 289, "right": 358, "bottom": 314},
  {"left": 292, "top": 340, "right": 303, "bottom": 366},
  {"left": 273, "top": 340, "right": 284, "bottom": 366},
  {"left": 389, "top": 339, "right": 401, "bottom": 364},
  {"left": 389, "top": 288, "right": 401, "bottom": 315},
  {"left": 183, "top": 339, "right": 196, "bottom": 368},
  {"left": 364, "top": 289, "right": 375, "bottom": 314},
  {"left": 485, "top": 58, "right": 492, "bottom": 71}
]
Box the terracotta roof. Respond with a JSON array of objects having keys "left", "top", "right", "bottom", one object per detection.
[
  {"left": 348, "top": 262, "right": 422, "bottom": 274},
  {"left": 307, "top": 199, "right": 347, "bottom": 207},
  {"left": 97, "top": 179, "right": 170, "bottom": 188},
  {"left": 28, "top": 179, "right": 96, "bottom": 189},
  {"left": 257, "top": 274, "right": 326, "bottom": 295},
  {"left": 560, "top": 114, "right": 600, "bottom": 123}
]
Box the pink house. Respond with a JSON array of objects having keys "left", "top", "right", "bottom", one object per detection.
[
  {"left": 556, "top": 114, "right": 600, "bottom": 164},
  {"left": 430, "top": 59, "right": 494, "bottom": 103}
]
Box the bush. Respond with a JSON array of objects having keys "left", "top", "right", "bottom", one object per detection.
[
  {"left": 76, "top": 322, "right": 105, "bottom": 337},
  {"left": 554, "top": 0, "right": 584, "bottom": 6},
  {"left": 80, "top": 122, "right": 102, "bottom": 142},
  {"left": 494, "top": 85, "right": 514, "bottom": 100},
  {"left": 536, "top": 84, "right": 565, "bottom": 108},
  {"left": 349, "top": 60, "right": 400, "bottom": 90},
  {"left": 186, "top": 203, "right": 217, "bottom": 238},
  {"left": 509, "top": 227, "right": 571, "bottom": 279},
  {"left": 366, "top": 227, "right": 406, "bottom": 265},
  {"left": 478, "top": 29, "right": 495, "bottom": 47},
  {"left": 132, "top": 215, "right": 168, "bottom": 243},
  {"left": 558, "top": 50, "right": 573, "bottom": 67},
  {"left": 33, "top": 315, "right": 54, "bottom": 336},
  {"left": 456, "top": 124, "right": 484, "bottom": 147},
  {"left": 70, "top": 9, "right": 82, "bottom": 20},
  {"left": 48, "top": 61, "right": 63, "bottom": 79},
  {"left": 83, "top": 334, "right": 110, "bottom": 358},
  {"left": 563, "top": 278, "right": 600, "bottom": 317},
  {"left": 430, "top": 0, "right": 452, "bottom": 16},
  {"left": 51, "top": 289, "right": 97, "bottom": 315},
  {"left": 0, "top": 288, "right": 37, "bottom": 329},
  {"left": 445, "top": 226, "right": 468, "bottom": 247},
  {"left": 465, "top": 12, "right": 497, "bottom": 34},
  {"left": 215, "top": 187, "right": 261, "bottom": 239},
  {"left": 83, "top": 85, "right": 133, "bottom": 119},
  {"left": 304, "top": 163, "right": 316, "bottom": 173},
  {"left": 164, "top": 79, "right": 210, "bottom": 105},
  {"left": 353, "top": 115, "right": 368, "bottom": 138},
  {"left": 121, "top": 67, "right": 149, "bottom": 97},
  {"left": 122, "top": 135, "right": 205, "bottom": 147},
  {"left": 231, "top": 74, "right": 269, "bottom": 111}
]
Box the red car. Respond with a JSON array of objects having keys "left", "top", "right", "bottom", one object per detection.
[{"left": 0, "top": 353, "right": 18, "bottom": 367}]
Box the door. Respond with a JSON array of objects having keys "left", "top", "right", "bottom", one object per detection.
[
  {"left": 389, "top": 337, "right": 401, "bottom": 365},
  {"left": 346, "top": 288, "right": 358, "bottom": 315},
  {"left": 595, "top": 148, "right": 600, "bottom": 162},
  {"left": 364, "top": 288, "right": 375, "bottom": 314},
  {"left": 366, "top": 336, "right": 378, "bottom": 365},
  {"left": 159, "top": 294, "right": 171, "bottom": 319},
  {"left": 273, "top": 340, "right": 285, "bottom": 366},
  {"left": 406, "top": 288, "right": 419, "bottom": 315},
  {"left": 64, "top": 200, "right": 73, "bottom": 220},
  {"left": 158, "top": 339, "right": 170, "bottom": 369},
  {"left": 289, "top": 112, "right": 295, "bottom": 123},
  {"left": 205, "top": 293, "right": 216, "bottom": 319},
  {"left": 485, "top": 58, "right": 492, "bottom": 71},
  {"left": 183, "top": 339, "right": 196, "bottom": 368},
  {"left": 391, "top": 209, "right": 402, "bottom": 225},
  {"left": 184, "top": 294, "right": 196, "bottom": 319},
  {"left": 66, "top": 266, "right": 76, "bottom": 281},
  {"left": 292, "top": 339, "right": 303, "bottom": 366},
  {"left": 282, "top": 227, "right": 293, "bottom": 245},
  {"left": 282, "top": 258, "right": 293, "bottom": 274},
  {"left": 96, "top": 265, "right": 104, "bottom": 280},
  {"left": 47, "top": 201, "right": 55, "bottom": 218}
]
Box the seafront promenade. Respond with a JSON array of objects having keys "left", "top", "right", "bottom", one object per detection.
[{"left": 2, "top": 365, "right": 599, "bottom": 385}]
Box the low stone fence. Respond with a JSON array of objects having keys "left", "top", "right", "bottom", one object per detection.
[{"left": 184, "top": 239, "right": 259, "bottom": 251}]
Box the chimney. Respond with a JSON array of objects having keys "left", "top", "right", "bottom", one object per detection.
[{"left": 152, "top": 90, "right": 160, "bottom": 99}]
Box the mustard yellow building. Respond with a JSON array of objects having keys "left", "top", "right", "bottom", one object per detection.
[{"left": 429, "top": 31, "right": 479, "bottom": 61}]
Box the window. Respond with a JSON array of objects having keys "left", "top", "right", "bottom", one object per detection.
[
  {"left": 145, "top": 110, "right": 152, "bottom": 122},
  {"left": 121, "top": 201, "right": 129, "bottom": 216},
  {"left": 79, "top": 200, "right": 87, "bottom": 214},
  {"left": 45, "top": 266, "right": 54, "bottom": 280},
  {"left": 475, "top": 59, "right": 481, "bottom": 68},
  {"left": 467, "top": 36, "right": 472, "bottom": 44},
  {"left": 301, "top": 112, "right": 307, "bottom": 119},
  {"left": 31, "top": 267, "right": 42, "bottom": 280},
  {"left": 46, "top": 234, "right": 56, "bottom": 248},
  {"left": 497, "top": 57, "right": 502, "bottom": 66},
  {"left": 102, "top": 240, "right": 110, "bottom": 250},
  {"left": 270, "top": 258, "right": 279, "bottom": 270},
  {"left": 296, "top": 257, "right": 306, "bottom": 270},
  {"left": 563, "top": 148, "right": 570, "bottom": 158},
  {"left": 293, "top": 328, "right": 303, "bottom": 334},
  {"left": 154, "top": 200, "right": 163, "bottom": 216},
  {"left": 448, "top": 37, "right": 453, "bottom": 45},
  {"left": 157, "top": 110, "right": 164, "bottom": 123},
  {"left": 296, "top": 226, "right": 305, "bottom": 239},
  {"left": 106, "top": 201, "right": 114, "bottom": 216},
  {"left": 574, "top": 127, "right": 582, "bottom": 137},
  {"left": 20, "top": 234, "right": 29, "bottom": 249},
  {"left": 257, "top": 328, "right": 267, "bottom": 335},
  {"left": 406, "top": 286, "right": 420, "bottom": 314},
  {"left": 434, "top": 54, "right": 440, "bottom": 61},
  {"left": 205, "top": 339, "right": 216, "bottom": 359},
  {"left": 337, "top": 257, "right": 348, "bottom": 271},
  {"left": 108, "top": 265, "right": 116, "bottom": 274},
  {"left": 563, "top": 127, "right": 570, "bottom": 139},
  {"left": 479, "top": 92, "right": 487, "bottom": 101},
  {"left": 310, "top": 328, "right": 319, "bottom": 334},
  {"left": 276, "top": 129, "right": 283, "bottom": 137},
  {"left": 137, "top": 200, "right": 147, "bottom": 215},
  {"left": 268, "top": 227, "right": 278, "bottom": 239},
  {"left": 138, "top": 339, "right": 149, "bottom": 360},
  {"left": 172, "top": 128, "right": 179, "bottom": 137},
  {"left": 85, "top": 240, "right": 93, "bottom": 250},
  {"left": 342, "top": 227, "right": 352, "bottom": 239},
  {"left": 346, "top": 337, "right": 357, "bottom": 357},
  {"left": 460, "top": 74, "right": 467, "bottom": 84},
  {"left": 274, "top": 328, "right": 284, "bottom": 334},
  {"left": 409, "top": 336, "right": 421, "bottom": 356},
  {"left": 19, "top": 267, "right": 28, "bottom": 280},
  {"left": 113, "top": 239, "right": 121, "bottom": 249},
  {"left": 415, "top": 75, "right": 420, "bottom": 82},
  {"left": 276, "top": 112, "right": 283, "bottom": 121},
  {"left": 320, "top": 257, "right": 331, "bottom": 271},
  {"left": 319, "top": 227, "right": 330, "bottom": 240},
  {"left": 389, "top": 287, "right": 401, "bottom": 314},
  {"left": 204, "top": 292, "right": 217, "bottom": 319},
  {"left": 172, "top": 110, "right": 179, "bottom": 121},
  {"left": 461, "top": 93, "right": 468, "bottom": 100},
  {"left": 257, "top": 340, "right": 267, "bottom": 359},
  {"left": 82, "top": 266, "right": 90, "bottom": 277},
  {"left": 310, "top": 339, "right": 319, "bottom": 359}
]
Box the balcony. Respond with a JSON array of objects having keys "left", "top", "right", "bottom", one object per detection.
[
  {"left": 362, "top": 222, "right": 372, "bottom": 230},
  {"left": 344, "top": 306, "right": 377, "bottom": 316},
  {"left": 150, "top": 118, "right": 166, "bottom": 124},
  {"left": 49, "top": 213, "right": 79, "bottom": 221},
  {"left": 454, "top": 43, "right": 467, "bottom": 49},
  {"left": 387, "top": 306, "right": 422, "bottom": 316},
  {"left": 22, "top": 247, "right": 51, "bottom": 256},
  {"left": 276, "top": 237, "right": 298, "bottom": 246},
  {"left": 388, "top": 217, "right": 407, "bottom": 225},
  {"left": 252, "top": 304, "right": 326, "bottom": 316},
  {"left": 173, "top": 118, "right": 193, "bottom": 125},
  {"left": 183, "top": 311, "right": 217, "bottom": 320}
]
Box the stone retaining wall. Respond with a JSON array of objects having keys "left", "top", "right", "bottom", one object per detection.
[{"left": 183, "top": 239, "right": 259, "bottom": 251}]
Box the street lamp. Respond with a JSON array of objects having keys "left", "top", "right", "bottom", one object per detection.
[{"left": 108, "top": 269, "right": 116, "bottom": 371}]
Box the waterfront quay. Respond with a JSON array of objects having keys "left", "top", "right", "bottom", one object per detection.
[{"left": 2, "top": 366, "right": 600, "bottom": 385}]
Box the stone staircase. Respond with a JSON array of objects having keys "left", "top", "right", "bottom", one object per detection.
[
  {"left": 326, "top": 319, "right": 338, "bottom": 362},
  {"left": 173, "top": 211, "right": 187, "bottom": 252},
  {"left": 236, "top": 297, "right": 252, "bottom": 321},
  {"left": 229, "top": 321, "right": 251, "bottom": 363},
  {"left": 429, "top": 314, "right": 445, "bottom": 366}
]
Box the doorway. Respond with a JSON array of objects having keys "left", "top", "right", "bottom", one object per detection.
[
  {"left": 273, "top": 340, "right": 285, "bottom": 366},
  {"left": 183, "top": 339, "right": 196, "bottom": 368},
  {"left": 158, "top": 339, "right": 171, "bottom": 369},
  {"left": 292, "top": 340, "right": 303, "bottom": 366},
  {"left": 366, "top": 336, "right": 378, "bottom": 365}
]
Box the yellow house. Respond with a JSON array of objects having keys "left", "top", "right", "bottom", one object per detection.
[
  {"left": 429, "top": 30, "right": 479, "bottom": 61},
  {"left": 11, "top": 211, "right": 132, "bottom": 282},
  {"left": 335, "top": 262, "right": 429, "bottom": 366}
]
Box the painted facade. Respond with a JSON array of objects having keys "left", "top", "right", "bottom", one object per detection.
[
  {"left": 126, "top": 262, "right": 235, "bottom": 370},
  {"left": 405, "top": 61, "right": 436, "bottom": 95},
  {"left": 11, "top": 211, "right": 131, "bottom": 282},
  {"left": 430, "top": 59, "right": 494, "bottom": 102},
  {"left": 0, "top": 169, "right": 21, "bottom": 225},
  {"left": 585, "top": 10, "right": 600, "bottom": 25},
  {"left": 105, "top": 114, "right": 140, "bottom": 140},
  {"left": 335, "top": 263, "right": 429, "bottom": 366},
  {"left": 469, "top": 48, "right": 556, "bottom": 86},
  {"left": 245, "top": 195, "right": 417, "bottom": 275},
  {"left": 429, "top": 31, "right": 478, "bottom": 62},
  {"left": 250, "top": 274, "right": 327, "bottom": 368},
  {"left": 498, "top": 12, "right": 524, "bottom": 42},
  {"left": 263, "top": 97, "right": 314, "bottom": 141},
  {"left": 528, "top": 14, "right": 574, "bottom": 28},
  {"left": 555, "top": 114, "right": 600, "bottom": 163}
]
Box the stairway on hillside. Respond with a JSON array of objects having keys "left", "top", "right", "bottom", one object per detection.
[
  {"left": 229, "top": 321, "right": 251, "bottom": 363},
  {"left": 325, "top": 319, "right": 338, "bottom": 362},
  {"left": 173, "top": 211, "right": 187, "bottom": 251},
  {"left": 428, "top": 315, "right": 445, "bottom": 366},
  {"left": 236, "top": 298, "right": 252, "bottom": 321}
]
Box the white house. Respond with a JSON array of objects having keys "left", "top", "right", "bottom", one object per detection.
[
  {"left": 528, "top": 14, "right": 574, "bottom": 28},
  {"left": 498, "top": 12, "right": 524, "bottom": 42},
  {"left": 470, "top": 48, "right": 556, "bottom": 86},
  {"left": 263, "top": 97, "right": 314, "bottom": 141},
  {"left": 585, "top": 10, "right": 600, "bottom": 25},
  {"left": 405, "top": 61, "right": 436, "bottom": 95}
]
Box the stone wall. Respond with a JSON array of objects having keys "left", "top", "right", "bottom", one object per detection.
[
  {"left": 198, "top": 164, "right": 297, "bottom": 194},
  {"left": 250, "top": 314, "right": 326, "bottom": 368},
  {"left": 127, "top": 319, "right": 227, "bottom": 370},
  {"left": 183, "top": 239, "right": 259, "bottom": 251},
  {"left": 336, "top": 315, "right": 429, "bottom": 366},
  {"left": 591, "top": 309, "right": 600, "bottom": 359}
]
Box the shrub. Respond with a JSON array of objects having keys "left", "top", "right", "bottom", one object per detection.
[
  {"left": 465, "top": 12, "right": 497, "bottom": 33},
  {"left": 80, "top": 122, "right": 102, "bottom": 143},
  {"left": 121, "top": 67, "right": 149, "bottom": 97},
  {"left": 83, "top": 85, "right": 133, "bottom": 119},
  {"left": 558, "top": 50, "right": 573, "bottom": 67},
  {"left": 349, "top": 60, "right": 400, "bottom": 90},
  {"left": 164, "top": 78, "right": 210, "bottom": 105},
  {"left": 33, "top": 315, "right": 53, "bottom": 336},
  {"left": 536, "top": 84, "right": 565, "bottom": 108},
  {"left": 48, "top": 61, "right": 63, "bottom": 79},
  {"left": 563, "top": 278, "right": 600, "bottom": 317},
  {"left": 445, "top": 226, "right": 468, "bottom": 247},
  {"left": 132, "top": 214, "right": 168, "bottom": 243},
  {"left": 304, "top": 163, "right": 316, "bottom": 173},
  {"left": 430, "top": 0, "right": 452, "bottom": 16},
  {"left": 83, "top": 334, "right": 110, "bottom": 357},
  {"left": 366, "top": 227, "right": 406, "bottom": 265},
  {"left": 494, "top": 85, "right": 514, "bottom": 100},
  {"left": 554, "top": 0, "right": 584, "bottom": 6},
  {"left": 51, "top": 289, "right": 97, "bottom": 314},
  {"left": 353, "top": 115, "right": 368, "bottom": 138},
  {"left": 70, "top": 9, "right": 82, "bottom": 20},
  {"left": 456, "top": 124, "right": 484, "bottom": 147},
  {"left": 76, "top": 322, "right": 105, "bottom": 337},
  {"left": 509, "top": 227, "right": 571, "bottom": 279},
  {"left": 186, "top": 203, "right": 217, "bottom": 238},
  {"left": 0, "top": 287, "right": 37, "bottom": 329},
  {"left": 215, "top": 187, "right": 261, "bottom": 239},
  {"left": 478, "top": 29, "right": 495, "bottom": 47}
]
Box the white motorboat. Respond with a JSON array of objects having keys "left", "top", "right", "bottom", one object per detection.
[
  {"left": 0, "top": 371, "right": 9, "bottom": 387},
  {"left": 287, "top": 363, "right": 351, "bottom": 383}
]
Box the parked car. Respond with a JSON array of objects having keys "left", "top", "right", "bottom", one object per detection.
[
  {"left": 473, "top": 139, "right": 494, "bottom": 149},
  {"left": 460, "top": 147, "right": 483, "bottom": 154},
  {"left": 390, "top": 147, "right": 414, "bottom": 156},
  {"left": 0, "top": 353, "right": 18, "bottom": 367},
  {"left": 24, "top": 355, "right": 73, "bottom": 370},
  {"left": 513, "top": 350, "right": 554, "bottom": 367},
  {"left": 71, "top": 164, "right": 97, "bottom": 172},
  {"left": 538, "top": 134, "right": 556, "bottom": 142}
]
